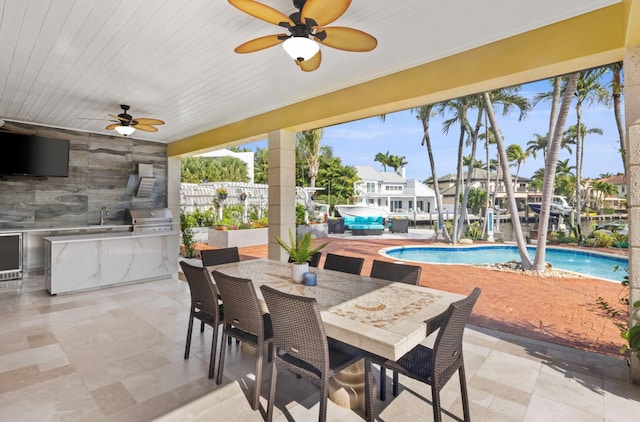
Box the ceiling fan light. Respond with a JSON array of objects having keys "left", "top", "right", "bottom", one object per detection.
[
  {"left": 282, "top": 37, "right": 319, "bottom": 62},
  {"left": 115, "top": 125, "right": 136, "bottom": 136}
]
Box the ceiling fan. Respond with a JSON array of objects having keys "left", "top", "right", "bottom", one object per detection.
[
  {"left": 228, "top": 0, "right": 377, "bottom": 72},
  {"left": 105, "top": 105, "right": 165, "bottom": 136}
]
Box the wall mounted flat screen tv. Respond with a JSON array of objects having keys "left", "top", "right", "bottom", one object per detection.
[{"left": 0, "top": 133, "right": 70, "bottom": 177}]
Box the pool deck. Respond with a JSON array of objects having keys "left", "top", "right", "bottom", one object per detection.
[{"left": 200, "top": 234, "right": 629, "bottom": 358}]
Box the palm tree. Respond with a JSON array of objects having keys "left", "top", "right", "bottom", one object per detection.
[
  {"left": 569, "top": 68, "right": 610, "bottom": 223},
  {"left": 483, "top": 92, "right": 532, "bottom": 267},
  {"left": 411, "top": 104, "right": 451, "bottom": 242},
  {"left": 464, "top": 156, "right": 484, "bottom": 168},
  {"left": 254, "top": 147, "right": 269, "bottom": 184},
  {"left": 555, "top": 159, "right": 576, "bottom": 177},
  {"left": 609, "top": 61, "right": 625, "bottom": 169},
  {"left": 532, "top": 73, "right": 580, "bottom": 272},
  {"left": 374, "top": 151, "right": 391, "bottom": 171},
  {"left": 506, "top": 144, "right": 528, "bottom": 188},
  {"left": 296, "top": 129, "right": 324, "bottom": 188},
  {"left": 388, "top": 155, "right": 408, "bottom": 173},
  {"left": 437, "top": 96, "right": 475, "bottom": 243},
  {"left": 481, "top": 88, "right": 530, "bottom": 238},
  {"left": 525, "top": 133, "right": 548, "bottom": 161}
]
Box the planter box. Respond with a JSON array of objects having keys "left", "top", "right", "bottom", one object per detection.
[
  {"left": 389, "top": 218, "right": 409, "bottom": 233},
  {"left": 208, "top": 227, "right": 268, "bottom": 248},
  {"left": 327, "top": 218, "right": 345, "bottom": 234},
  {"left": 191, "top": 227, "right": 210, "bottom": 244},
  {"left": 297, "top": 223, "right": 328, "bottom": 238}
]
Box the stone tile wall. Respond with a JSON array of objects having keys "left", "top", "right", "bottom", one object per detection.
[{"left": 0, "top": 122, "right": 167, "bottom": 229}]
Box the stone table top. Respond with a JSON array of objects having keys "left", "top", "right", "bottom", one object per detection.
[{"left": 209, "top": 259, "right": 465, "bottom": 360}]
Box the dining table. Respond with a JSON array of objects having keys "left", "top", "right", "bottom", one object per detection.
[{"left": 205, "top": 258, "right": 465, "bottom": 411}]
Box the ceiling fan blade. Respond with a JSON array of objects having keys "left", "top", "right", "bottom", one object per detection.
[
  {"left": 228, "top": 0, "right": 294, "bottom": 27},
  {"left": 234, "top": 34, "right": 286, "bottom": 53},
  {"left": 134, "top": 118, "right": 164, "bottom": 125},
  {"left": 109, "top": 114, "right": 129, "bottom": 122},
  {"left": 105, "top": 123, "right": 119, "bottom": 130},
  {"left": 296, "top": 50, "right": 321, "bottom": 72},
  {"left": 317, "top": 26, "right": 377, "bottom": 52},
  {"left": 133, "top": 124, "right": 158, "bottom": 132},
  {"left": 301, "top": 0, "right": 351, "bottom": 27}
]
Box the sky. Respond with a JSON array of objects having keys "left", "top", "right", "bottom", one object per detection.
[{"left": 243, "top": 79, "right": 625, "bottom": 182}]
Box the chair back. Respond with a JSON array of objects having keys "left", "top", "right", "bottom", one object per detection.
[
  {"left": 370, "top": 259, "right": 422, "bottom": 285},
  {"left": 212, "top": 270, "right": 264, "bottom": 337},
  {"left": 288, "top": 251, "right": 322, "bottom": 267},
  {"left": 323, "top": 253, "right": 364, "bottom": 275},
  {"left": 201, "top": 247, "right": 240, "bottom": 267},
  {"left": 432, "top": 287, "right": 481, "bottom": 386},
  {"left": 260, "top": 285, "right": 329, "bottom": 377},
  {"left": 179, "top": 261, "right": 220, "bottom": 318}
]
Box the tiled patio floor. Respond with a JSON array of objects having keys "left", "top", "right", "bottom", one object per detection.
[{"left": 0, "top": 235, "right": 637, "bottom": 421}]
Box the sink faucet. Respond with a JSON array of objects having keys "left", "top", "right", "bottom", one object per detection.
[{"left": 100, "top": 207, "right": 109, "bottom": 226}]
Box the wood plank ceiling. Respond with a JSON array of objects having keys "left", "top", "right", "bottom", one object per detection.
[{"left": 0, "top": 0, "right": 620, "bottom": 145}]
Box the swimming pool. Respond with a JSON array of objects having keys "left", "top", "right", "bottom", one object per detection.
[{"left": 381, "top": 245, "right": 628, "bottom": 282}]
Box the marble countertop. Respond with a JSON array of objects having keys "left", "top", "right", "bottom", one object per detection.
[
  {"left": 209, "top": 259, "right": 465, "bottom": 360},
  {"left": 44, "top": 230, "right": 179, "bottom": 243},
  {"left": 0, "top": 225, "right": 133, "bottom": 233}
]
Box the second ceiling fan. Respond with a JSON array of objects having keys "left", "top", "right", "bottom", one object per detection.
[
  {"left": 106, "top": 105, "right": 164, "bottom": 136},
  {"left": 229, "top": 0, "right": 377, "bottom": 72}
]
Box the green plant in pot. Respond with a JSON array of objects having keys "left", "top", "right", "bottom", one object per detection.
[{"left": 276, "top": 229, "right": 327, "bottom": 283}]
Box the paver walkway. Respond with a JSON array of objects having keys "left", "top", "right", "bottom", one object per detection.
[{"left": 197, "top": 236, "right": 629, "bottom": 358}]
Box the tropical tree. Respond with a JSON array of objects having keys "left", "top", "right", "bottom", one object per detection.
[
  {"left": 463, "top": 155, "right": 484, "bottom": 168},
  {"left": 609, "top": 61, "right": 625, "bottom": 168},
  {"left": 506, "top": 144, "right": 528, "bottom": 187},
  {"left": 569, "top": 68, "right": 610, "bottom": 222},
  {"left": 436, "top": 96, "right": 475, "bottom": 243},
  {"left": 467, "top": 188, "right": 487, "bottom": 215},
  {"left": 317, "top": 156, "right": 358, "bottom": 207},
  {"left": 254, "top": 147, "right": 269, "bottom": 184},
  {"left": 564, "top": 123, "right": 603, "bottom": 209},
  {"left": 532, "top": 73, "right": 580, "bottom": 271},
  {"left": 552, "top": 159, "right": 577, "bottom": 201},
  {"left": 411, "top": 104, "right": 451, "bottom": 242},
  {"left": 591, "top": 180, "right": 617, "bottom": 212},
  {"left": 480, "top": 88, "right": 530, "bottom": 238},
  {"left": 180, "top": 156, "right": 248, "bottom": 183},
  {"left": 374, "top": 151, "right": 391, "bottom": 171},
  {"left": 388, "top": 154, "right": 408, "bottom": 173},
  {"left": 483, "top": 92, "right": 532, "bottom": 267},
  {"left": 525, "top": 133, "right": 548, "bottom": 161},
  {"left": 296, "top": 129, "right": 324, "bottom": 188}
]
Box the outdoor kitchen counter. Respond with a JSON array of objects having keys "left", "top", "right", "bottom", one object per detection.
[{"left": 44, "top": 231, "right": 179, "bottom": 295}]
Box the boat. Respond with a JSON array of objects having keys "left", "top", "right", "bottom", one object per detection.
[
  {"left": 335, "top": 204, "right": 389, "bottom": 218},
  {"left": 527, "top": 196, "right": 574, "bottom": 217}
]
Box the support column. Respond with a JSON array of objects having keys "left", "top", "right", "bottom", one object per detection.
[
  {"left": 625, "top": 44, "right": 640, "bottom": 384},
  {"left": 267, "top": 130, "right": 297, "bottom": 261},
  {"left": 167, "top": 156, "right": 182, "bottom": 254}
]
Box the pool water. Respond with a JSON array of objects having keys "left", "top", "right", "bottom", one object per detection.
[{"left": 382, "top": 245, "right": 628, "bottom": 282}]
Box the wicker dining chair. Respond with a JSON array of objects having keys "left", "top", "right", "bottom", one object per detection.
[
  {"left": 179, "top": 261, "right": 223, "bottom": 379},
  {"left": 260, "top": 285, "right": 373, "bottom": 422},
  {"left": 212, "top": 270, "right": 273, "bottom": 411},
  {"left": 323, "top": 252, "right": 364, "bottom": 275},
  {"left": 382, "top": 287, "right": 481, "bottom": 422},
  {"left": 370, "top": 259, "right": 422, "bottom": 285},
  {"left": 288, "top": 251, "right": 323, "bottom": 268},
  {"left": 370, "top": 259, "right": 423, "bottom": 399},
  {"left": 200, "top": 246, "right": 240, "bottom": 267}
]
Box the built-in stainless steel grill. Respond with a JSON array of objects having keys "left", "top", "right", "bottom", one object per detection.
[{"left": 129, "top": 208, "right": 175, "bottom": 233}]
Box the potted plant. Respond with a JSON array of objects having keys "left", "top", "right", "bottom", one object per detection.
[
  {"left": 276, "top": 229, "right": 327, "bottom": 283},
  {"left": 217, "top": 186, "right": 228, "bottom": 200}
]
